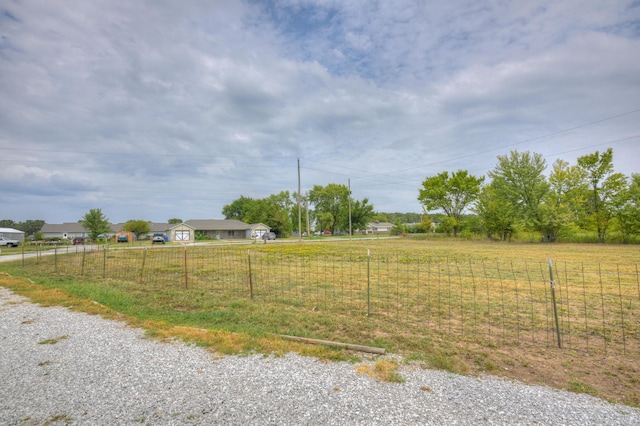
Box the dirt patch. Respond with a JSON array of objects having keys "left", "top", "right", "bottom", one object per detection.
[{"left": 458, "top": 342, "right": 640, "bottom": 407}]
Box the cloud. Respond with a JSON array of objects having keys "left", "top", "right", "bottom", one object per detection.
[{"left": 0, "top": 0, "right": 639, "bottom": 222}]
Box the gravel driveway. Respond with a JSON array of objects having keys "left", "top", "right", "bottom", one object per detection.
[{"left": 1, "top": 286, "right": 639, "bottom": 425}]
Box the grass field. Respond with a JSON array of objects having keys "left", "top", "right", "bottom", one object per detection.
[{"left": 2, "top": 237, "right": 639, "bottom": 406}]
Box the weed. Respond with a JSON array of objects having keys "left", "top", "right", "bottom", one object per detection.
[
  {"left": 568, "top": 381, "right": 598, "bottom": 396},
  {"left": 356, "top": 359, "right": 405, "bottom": 383},
  {"left": 38, "top": 335, "right": 68, "bottom": 345},
  {"left": 43, "top": 414, "right": 72, "bottom": 425}
]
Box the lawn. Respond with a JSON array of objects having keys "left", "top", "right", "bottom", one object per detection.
[{"left": 1, "top": 237, "right": 639, "bottom": 406}]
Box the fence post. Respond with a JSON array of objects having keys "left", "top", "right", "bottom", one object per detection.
[
  {"left": 81, "top": 245, "right": 86, "bottom": 276},
  {"left": 367, "top": 249, "right": 371, "bottom": 317},
  {"left": 248, "top": 249, "right": 253, "bottom": 299},
  {"left": 140, "top": 249, "right": 147, "bottom": 284},
  {"left": 549, "top": 258, "right": 562, "bottom": 348},
  {"left": 102, "top": 245, "right": 107, "bottom": 278},
  {"left": 184, "top": 247, "right": 188, "bottom": 289},
  {"left": 54, "top": 246, "right": 57, "bottom": 272}
]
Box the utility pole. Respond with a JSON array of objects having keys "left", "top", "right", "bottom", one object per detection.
[
  {"left": 348, "top": 178, "right": 352, "bottom": 241},
  {"left": 306, "top": 192, "right": 311, "bottom": 238},
  {"left": 297, "top": 158, "right": 302, "bottom": 242}
]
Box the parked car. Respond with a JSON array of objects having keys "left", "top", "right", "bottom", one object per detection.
[
  {"left": 0, "top": 236, "right": 19, "bottom": 247},
  {"left": 261, "top": 232, "right": 276, "bottom": 240},
  {"left": 152, "top": 233, "right": 165, "bottom": 244},
  {"left": 72, "top": 237, "right": 85, "bottom": 245},
  {"left": 322, "top": 230, "right": 332, "bottom": 235},
  {"left": 117, "top": 234, "right": 129, "bottom": 243}
]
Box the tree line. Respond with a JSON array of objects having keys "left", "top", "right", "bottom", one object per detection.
[
  {"left": 418, "top": 148, "right": 640, "bottom": 243},
  {"left": 222, "top": 185, "right": 375, "bottom": 236}
]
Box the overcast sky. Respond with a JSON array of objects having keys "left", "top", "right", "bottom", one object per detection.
[{"left": 1, "top": 0, "right": 639, "bottom": 224}]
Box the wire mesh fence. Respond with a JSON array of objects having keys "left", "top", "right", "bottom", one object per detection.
[{"left": 19, "top": 244, "right": 640, "bottom": 356}]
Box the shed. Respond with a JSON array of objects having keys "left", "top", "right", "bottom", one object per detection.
[
  {"left": 168, "top": 223, "right": 196, "bottom": 243},
  {"left": 249, "top": 223, "right": 271, "bottom": 239},
  {"left": 0, "top": 227, "right": 25, "bottom": 242}
]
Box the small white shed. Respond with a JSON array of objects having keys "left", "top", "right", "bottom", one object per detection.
[{"left": 0, "top": 227, "right": 25, "bottom": 242}]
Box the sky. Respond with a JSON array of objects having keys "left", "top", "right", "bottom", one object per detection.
[{"left": 1, "top": 0, "right": 639, "bottom": 224}]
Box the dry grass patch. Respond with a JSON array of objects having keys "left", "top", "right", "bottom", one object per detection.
[{"left": 356, "top": 359, "right": 405, "bottom": 383}]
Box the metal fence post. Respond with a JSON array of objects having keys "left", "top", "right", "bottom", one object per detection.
[
  {"left": 248, "top": 249, "right": 253, "bottom": 299},
  {"left": 184, "top": 247, "right": 188, "bottom": 290},
  {"left": 367, "top": 249, "right": 371, "bottom": 317},
  {"left": 549, "top": 258, "right": 562, "bottom": 348}
]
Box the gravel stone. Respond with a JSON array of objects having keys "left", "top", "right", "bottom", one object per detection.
[{"left": 1, "top": 286, "right": 639, "bottom": 425}]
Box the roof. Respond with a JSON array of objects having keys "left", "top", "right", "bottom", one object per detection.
[
  {"left": 149, "top": 223, "right": 171, "bottom": 232},
  {"left": 367, "top": 222, "right": 395, "bottom": 229},
  {"left": 0, "top": 227, "right": 24, "bottom": 234},
  {"left": 185, "top": 219, "right": 251, "bottom": 231},
  {"left": 41, "top": 222, "right": 88, "bottom": 233}
]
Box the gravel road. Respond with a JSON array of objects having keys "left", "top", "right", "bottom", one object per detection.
[{"left": 1, "top": 286, "right": 639, "bottom": 425}]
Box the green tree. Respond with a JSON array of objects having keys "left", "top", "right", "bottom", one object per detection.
[
  {"left": 239, "top": 191, "right": 294, "bottom": 237},
  {"left": 80, "top": 209, "right": 112, "bottom": 240},
  {"left": 614, "top": 174, "right": 640, "bottom": 243},
  {"left": 475, "top": 182, "right": 516, "bottom": 241},
  {"left": 418, "top": 170, "right": 484, "bottom": 237},
  {"left": 339, "top": 197, "right": 375, "bottom": 233},
  {"left": 122, "top": 220, "right": 151, "bottom": 238},
  {"left": 415, "top": 214, "right": 434, "bottom": 233},
  {"left": 308, "top": 183, "right": 350, "bottom": 234},
  {"left": 168, "top": 218, "right": 183, "bottom": 225},
  {"left": 488, "top": 151, "right": 549, "bottom": 239},
  {"left": 222, "top": 196, "right": 257, "bottom": 221},
  {"left": 16, "top": 220, "right": 45, "bottom": 237},
  {"left": 577, "top": 148, "right": 627, "bottom": 243},
  {"left": 539, "top": 159, "right": 586, "bottom": 242},
  {"left": 0, "top": 219, "right": 16, "bottom": 228},
  {"left": 262, "top": 191, "right": 295, "bottom": 237}
]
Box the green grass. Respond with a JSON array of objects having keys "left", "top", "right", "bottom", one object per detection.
[{"left": 2, "top": 238, "right": 640, "bottom": 401}]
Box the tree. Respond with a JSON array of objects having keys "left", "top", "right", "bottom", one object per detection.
[
  {"left": 225, "top": 191, "right": 294, "bottom": 237},
  {"left": 308, "top": 184, "right": 350, "bottom": 234},
  {"left": 16, "top": 220, "right": 45, "bottom": 237},
  {"left": 577, "top": 148, "right": 627, "bottom": 243},
  {"left": 0, "top": 219, "right": 16, "bottom": 228},
  {"left": 417, "top": 170, "right": 484, "bottom": 237},
  {"left": 475, "top": 182, "right": 516, "bottom": 241},
  {"left": 122, "top": 220, "right": 151, "bottom": 238},
  {"left": 80, "top": 209, "right": 112, "bottom": 240},
  {"left": 615, "top": 174, "right": 640, "bottom": 243},
  {"left": 488, "top": 151, "right": 549, "bottom": 239},
  {"left": 539, "top": 159, "right": 586, "bottom": 242},
  {"left": 222, "top": 196, "right": 257, "bottom": 221},
  {"left": 338, "top": 197, "right": 375, "bottom": 233},
  {"left": 168, "top": 218, "right": 183, "bottom": 225}
]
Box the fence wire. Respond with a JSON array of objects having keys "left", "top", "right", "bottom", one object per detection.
[{"left": 20, "top": 245, "right": 640, "bottom": 356}]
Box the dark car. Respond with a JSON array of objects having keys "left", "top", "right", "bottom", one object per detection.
[
  {"left": 261, "top": 232, "right": 276, "bottom": 240},
  {"left": 152, "top": 233, "right": 165, "bottom": 244},
  {"left": 72, "top": 237, "right": 85, "bottom": 245},
  {"left": 117, "top": 234, "right": 129, "bottom": 243}
]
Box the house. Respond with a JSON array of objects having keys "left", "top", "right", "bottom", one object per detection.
[
  {"left": 366, "top": 221, "right": 395, "bottom": 234},
  {"left": 40, "top": 223, "right": 91, "bottom": 240},
  {"left": 40, "top": 219, "right": 261, "bottom": 242},
  {"left": 0, "top": 227, "right": 25, "bottom": 242},
  {"left": 184, "top": 219, "right": 265, "bottom": 239}
]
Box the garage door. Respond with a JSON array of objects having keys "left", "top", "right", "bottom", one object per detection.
[{"left": 175, "top": 230, "right": 190, "bottom": 241}]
